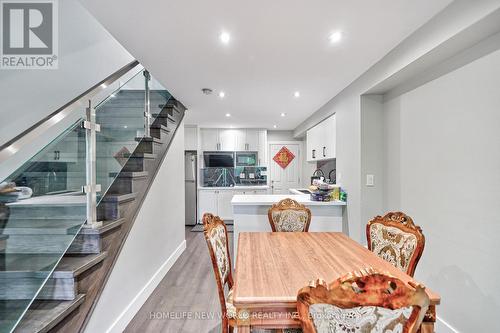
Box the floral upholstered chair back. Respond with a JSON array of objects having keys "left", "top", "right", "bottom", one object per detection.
[
  {"left": 268, "top": 198, "right": 312, "bottom": 232},
  {"left": 202, "top": 213, "right": 235, "bottom": 328},
  {"left": 366, "top": 212, "right": 425, "bottom": 277},
  {"left": 297, "top": 268, "right": 430, "bottom": 333}
]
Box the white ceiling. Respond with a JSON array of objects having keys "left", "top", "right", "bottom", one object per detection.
[{"left": 80, "top": 0, "right": 452, "bottom": 130}]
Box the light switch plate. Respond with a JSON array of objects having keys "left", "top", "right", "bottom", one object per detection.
[{"left": 366, "top": 174, "right": 374, "bottom": 187}]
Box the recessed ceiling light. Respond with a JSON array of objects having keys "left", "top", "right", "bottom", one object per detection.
[
  {"left": 219, "top": 91, "right": 226, "bottom": 98},
  {"left": 294, "top": 91, "right": 300, "bottom": 98},
  {"left": 329, "top": 31, "right": 342, "bottom": 44},
  {"left": 280, "top": 112, "right": 286, "bottom": 117},
  {"left": 273, "top": 125, "right": 277, "bottom": 128},
  {"left": 219, "top": 31, "right": 230, "bottom": 44},
  {"left": 100, "top": 83, "right": 107, "bottom": 89},
  {"left": 225, "top": 113, "right": 231, "bottom": 117}
]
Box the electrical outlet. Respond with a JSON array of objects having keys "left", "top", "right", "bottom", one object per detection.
[{"left": 366, "top": 174, "right": 374, "bottom": 187}]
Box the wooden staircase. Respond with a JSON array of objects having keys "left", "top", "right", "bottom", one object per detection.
[{"left": 5, "top": 100, "right": 185, "bottom": 333}]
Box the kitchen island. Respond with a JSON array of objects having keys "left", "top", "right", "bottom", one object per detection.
[{"left": 231, "top": 194, "right": 346, "bottom": 259}]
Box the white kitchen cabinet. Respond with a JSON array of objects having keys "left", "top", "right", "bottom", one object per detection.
[
  {"left": 306, "top": 114, "right": 336, "bottom": 162},
  {"left": 217, "top": 190, "right": 235, "bottom": 219},
  {"left": 198, "top": 190, "right": 218, "bottom": 220},
  {"left": 198, "top": 189, "right": 235, "bottom": 221},
  {"left": 199, "top": 128, "right": 267, "bottom": 159},
  {"left": 323, "top": 115, "right": 336, "bottom": 159},
  {"left": 219, "top": 129, "right": 237, "bottom": 151},
  {"left": 245, "top": 130, "right": 260, "bottom": 151},
  {"left": 198, "top": 188, "right": 269, "bottom": 222},
  {"left": 234, "top": 129, "right": 247, "bottom": 151},
  {"left": 200, "top": 129, "right": 219, "bottom": 151},
  {"left": 184, "top": 126, "right": 198, "bottom": 151}
]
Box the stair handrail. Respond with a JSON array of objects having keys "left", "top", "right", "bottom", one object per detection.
[{"left": 0, "top": 60, "right": 140, "bottom": 164}]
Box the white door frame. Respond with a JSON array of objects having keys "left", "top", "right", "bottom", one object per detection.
[{"left": 267, "top": 141, "right": 304, "bottom": 192}]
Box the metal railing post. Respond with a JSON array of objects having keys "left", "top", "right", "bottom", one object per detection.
[
  {"left": 83, "top": 100, "right": 103, "bottom": 228},
  {"left": 144, "top": 70, "right": 151, "bottom": 137}
]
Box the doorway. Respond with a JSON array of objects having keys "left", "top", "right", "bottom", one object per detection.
[{"left": 268, "top": 142, "right": 302, "bottom": 194}]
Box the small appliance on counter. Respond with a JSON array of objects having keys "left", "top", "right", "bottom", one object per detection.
[
  {"left": 310, "top": 169, "right": 325, "bottom": 185},
  {"left": 308, "top": 179, "right": 346, "bottom": 202}
]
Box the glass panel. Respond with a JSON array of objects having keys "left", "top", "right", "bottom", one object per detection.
[
  {"left": 149, "top": 76, "right": 172, "bottom": 123},
  {"left": 0, "top": 121, "right": 87, "bottom": 333},
  {"left": 0, "top": 67, "right": 178, "bottom": 332},
  {"left": 95, "top": 71, "right": 146, "bottom": 196}
]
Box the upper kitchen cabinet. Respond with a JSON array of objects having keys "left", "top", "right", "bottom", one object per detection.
[
  {"left": 200, "top": 128, "right": 220, "bottom": 151},
  {"left": 199, "top": 128, "right": 267, "bottom": 154},
  {"left": 306, "top": 114, "right": 336, "bottom": 162},
  {"left": 219, "top": 129, "right": 237, "bottom": 151},
  {"left": 245, "top": 130, "right": 260, "bottom": 151}
]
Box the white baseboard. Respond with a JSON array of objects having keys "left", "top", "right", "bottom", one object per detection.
[
  {"left": 436, "top": 316, "right": 460, "bottom": 333},
  {"left": 105, "top": 240, "right": 187, "bottom": 333}
]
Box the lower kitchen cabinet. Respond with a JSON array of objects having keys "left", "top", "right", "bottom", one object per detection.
[
  {"left": 198, "top": 188, "right": 268, "bottom": 222},
  {"left": 198, "top": 190, "right": 218, "bottom": 220}
]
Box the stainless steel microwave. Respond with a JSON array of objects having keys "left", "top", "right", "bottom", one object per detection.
[{"left": 235, "top": 152, "right": 258, "bottom": 166}]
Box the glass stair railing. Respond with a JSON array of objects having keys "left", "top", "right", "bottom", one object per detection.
[{"left": 0, "top": 64, "right": 175, "bottom": 333}]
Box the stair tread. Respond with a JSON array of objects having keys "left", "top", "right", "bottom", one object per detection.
[
  {"left": 7, "top": 194, "right": 86, "bottom": 207},
  {"left": 109, "top": 171, "right": 148, "bottom": 178},
  {"left": 99, "top": 192, "right": 137, "bottom": 203},
  {"left": 52, "top": 252, "right": 107, "bottom": 278},
  {"left": 0, "top": 251, "right": 106, "bottom": 279},
  {"left": 1, "top": 219, "right": 82, "bottom": 235},
  {"left": 0, "top": 254, "right": 60, "bottom": 275},
  {"left": 78, "top": 218, "right": 125, "bottom": 235},
  {"left": 13, "top": 294, "right": 85, "bottom": 333},
  {"left": 124, "top": 152, "right": 157, "bottom": 159},
  {"left": 135, "top": 136, "right": 162, "bottom": 143}
]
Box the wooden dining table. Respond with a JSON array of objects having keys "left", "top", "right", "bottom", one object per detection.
[{"left": 233, "top": 232, "right": 440, "bottom": 332}]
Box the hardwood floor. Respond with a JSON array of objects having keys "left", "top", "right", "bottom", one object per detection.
[{"left": 125, "top": 227, "right": 233, "bottom": 333}]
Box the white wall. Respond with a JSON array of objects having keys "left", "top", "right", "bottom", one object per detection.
[
  {"left": 85, "top": 122, "right": 186, "bottom": 333},
  {"left": 383, "top": 50, "right": 500, "bottom": 332},
  {"left": 360, "top": 95, "right": 384, "bottom": 233},
  {"left": 0, "top": 0, "right": 133, "bottom": 146},
  {"left": 294, "top": 1, "right": 500, "bottom": 243}
]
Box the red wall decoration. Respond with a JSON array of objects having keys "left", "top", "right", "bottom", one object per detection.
[{"left": 273, "top": 146, "right": 295, "bottom": 169}]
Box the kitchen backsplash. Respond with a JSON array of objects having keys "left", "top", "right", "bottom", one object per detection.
[{"left": 200, "top": 166, "right": 267, "bottom": 187}]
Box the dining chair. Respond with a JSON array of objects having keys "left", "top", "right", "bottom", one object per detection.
[
  {"left": 366, "top": 212, "right": 425, "bottom": 277},
  {"left": 296, "top": 268, "right": 430, "bottom": 333},
  {"left": 203, "top": 213, "right": 236, "bottom": 333},
  {"left": 268, "top": 198, "right": 312, "bottom": 232}
]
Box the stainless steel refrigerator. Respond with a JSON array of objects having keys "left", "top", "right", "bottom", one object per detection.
[{"left": 184, "top": 151, "right": 197, "bottom": 225}]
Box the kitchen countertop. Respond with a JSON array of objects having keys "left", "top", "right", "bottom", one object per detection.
[
  {"left": 198, "top": 185, "right": 269, "bottom": 190},
  {"left": 231, "top": 194, "right": 346, "bottom": 206}
]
